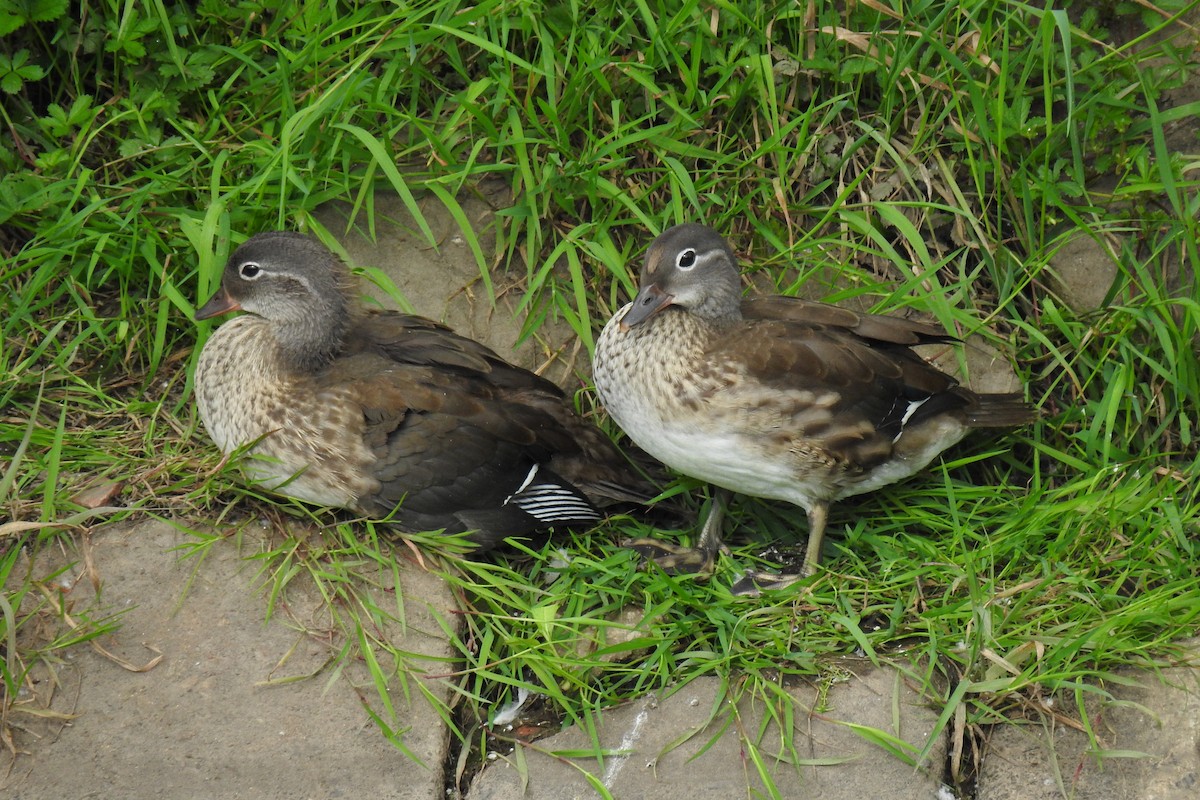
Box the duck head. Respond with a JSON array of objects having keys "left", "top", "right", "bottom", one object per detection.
[
  {"left": 619, "top": 223, "right": 744, "bottom": 331},
  {"left": 195, "top": 232, "right": 352, "bottom": 371}
]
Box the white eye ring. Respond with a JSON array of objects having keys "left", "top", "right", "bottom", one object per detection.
[
  {"left": 239, "top": 261, "right": 263, "bottom": 280},
  {"left": 676, "top": 248, "right": 697, "bottom": 270}
]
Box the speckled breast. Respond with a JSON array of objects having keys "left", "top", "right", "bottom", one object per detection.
[{"left": 194, "top": 316, "right": 376, "bottom": 509}]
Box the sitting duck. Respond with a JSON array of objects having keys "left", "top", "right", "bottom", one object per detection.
[{"left": 194, "top": 231, "right": 648, "bottom": 549}]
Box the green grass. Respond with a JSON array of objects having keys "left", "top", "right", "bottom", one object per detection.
[{"left": 3, "top": 0, "right": 1200, "bottom": 793}]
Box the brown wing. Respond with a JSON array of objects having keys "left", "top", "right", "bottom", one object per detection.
[
  {"left": 743, "top": 296, "right": 959, "bottom": 346},
  {"left": 742, "top": 296, "right": 1036, "bottom": 429},
  {"left": 349, "top": 310, "right": 563, "bottom": 395},
  {"left": 707, "top": 301, "right": 979, "bottom": 470},
  {"left": 320, "top": 307, "right": 658, "bottom": 544},
  {"left": 727, "top": 305, "right": 966, "bottom": 404},
  {"left": 318, "top": 351, "right": 602, "bottom": 545},
  {"left": 350, "top": 308, "right": 657, "bottom": 504}
]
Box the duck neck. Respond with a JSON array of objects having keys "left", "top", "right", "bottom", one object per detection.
[
  {"left": 693, "top": 291, "right": 743, "bottom": 331},
  {"left": 690, "top": 268, "right": 744, "bottom": 326},
  {"left": 271, "top": 297, "right": 348, "bottom": 375}
]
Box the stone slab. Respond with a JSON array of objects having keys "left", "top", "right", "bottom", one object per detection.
[
  {"left": 977, "top": 645, "right": 1200, "bottom": 800},
  {"left": 468, "top": 668, "right": 948, "bottom": 799},
  {"left": 1, "top": 519, "right": 458, "bottom": 800}
]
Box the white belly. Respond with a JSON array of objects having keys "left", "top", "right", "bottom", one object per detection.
[{"left": 624, "top": 412, "right": 827, "bottom": 506}]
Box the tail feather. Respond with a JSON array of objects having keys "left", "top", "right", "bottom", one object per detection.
[{"left": 964, "top": 393, "right": 1038, "bottom": 428}]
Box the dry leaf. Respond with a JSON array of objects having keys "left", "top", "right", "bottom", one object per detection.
[{"left": 70, "top": 480, "right": 124, "bottom": 509}]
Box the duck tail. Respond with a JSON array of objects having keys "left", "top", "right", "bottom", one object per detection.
[{"left": 963, "top": 393, "right": 1039, "bottom": 428}]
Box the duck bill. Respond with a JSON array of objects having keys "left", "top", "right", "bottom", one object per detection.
[
  {"left": 195, "top": 286, "right": 242, "bottom": 321},
  {"left": 619, "top": 284, "right": 674, "bottom": 331}
]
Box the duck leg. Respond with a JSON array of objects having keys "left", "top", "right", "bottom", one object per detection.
[
  {"left": 694, "top": 487, "right": 730, "bottom": 557},
  {"left": 624, "top": 488, "right": 731, "bottom": 576},
  {"left": 626, "top": 492, "right": 830, "bottom": 595},
  {"left": 727, "top": 500, "right": 829, "bottom": 596},
  {"left": 801, "top": 501, "right": 829, "bottom": 577}
]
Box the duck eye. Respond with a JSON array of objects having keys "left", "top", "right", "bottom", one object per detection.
[
  {"left": 676, "top": 249, "right": 697, "bottom": 270},
  {"left": 239, "top": 262, "right": 262, "bottom": 280}
]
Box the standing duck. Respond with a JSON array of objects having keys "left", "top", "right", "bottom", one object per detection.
[
  {"left": 194, "top": 231, "right": 648, "bottom": 549},
  {"left": 593, "top": 223, "right": 1034, "bottom": 586}
]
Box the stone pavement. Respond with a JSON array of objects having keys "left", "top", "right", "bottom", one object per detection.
[
  {"left": 466, "top": 644, "right": 1200, "bottom": 799},
  {"left": 976, "top": 663, "right": 1200, "bottom": 800},
  {"left": 467, "top": 668, "right": 948, "bottom": 799},
  {"left": 4, "top": 521, "right": 1197, "bottom": 799},
  {"left": 2, "top": 520, "right": 456, "bottom": 800}
]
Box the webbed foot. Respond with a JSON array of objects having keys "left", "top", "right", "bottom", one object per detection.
[
  {"left": 623, "top": 536, "right": 721, "bottom": 576},
  {"left": 622, "top": 489, "right": 731, "bottom": 577},
  {"left": 727, "top": 567, "right": 810, "bottom": 597}
]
